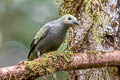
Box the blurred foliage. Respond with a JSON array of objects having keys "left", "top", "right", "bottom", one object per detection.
[
  {"left": 0, "top": 0, "right": 59, "bottom": 66},
  {"left": 37, "top": 71, "right": 69, "bottom": 80},
  {"left": 0, "top": 0, "right": 71, "bottom": 80}
]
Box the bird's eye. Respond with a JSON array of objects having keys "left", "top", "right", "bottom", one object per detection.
[{"left": 68, "top": 17, "right": 72, "bottom": 20}]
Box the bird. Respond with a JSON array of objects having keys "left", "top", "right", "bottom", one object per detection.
[{"left": 27, "top": 14, "right": 80, "bottom": 60}]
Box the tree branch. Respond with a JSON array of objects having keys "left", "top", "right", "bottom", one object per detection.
[{"left": 0, "top": 50, "right": 120, "bottom": 80}]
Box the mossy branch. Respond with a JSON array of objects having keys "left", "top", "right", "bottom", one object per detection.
[{"left": 0, "top": 50, "right": 120, "bottom": 80}]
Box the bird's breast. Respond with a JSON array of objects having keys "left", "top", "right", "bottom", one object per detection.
[
  {"left": 49, "top": 27, "right": 67, "bottom": 43},
  {"left": 36, "top": 25, "right": 68, "bottom": 53}
]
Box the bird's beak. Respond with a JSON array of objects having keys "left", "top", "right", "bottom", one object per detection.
[{"left": 72, "top": 20, "right": 80, "bottom": 25}]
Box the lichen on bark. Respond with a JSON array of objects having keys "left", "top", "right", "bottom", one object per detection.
[
  {"left": 59, "top": 0, "right": 120, "bottom": 79},
  {"left": 59, "top": 0, "right": 112, "bottom": 51}
]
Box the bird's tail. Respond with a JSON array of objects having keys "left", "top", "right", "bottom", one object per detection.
[
  {"left": 27, "top": 49, "right": 33, "bottom": 59},
  {"left": 27, "top": 50, "right": 38, "bottom": 61}
]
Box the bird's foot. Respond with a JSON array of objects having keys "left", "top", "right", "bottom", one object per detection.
[
  {"left": 38, "top": 54, "right": 46, "bottom": 58},
  {"left": 37, "top": 51, "right": 41, "bottom": 58}
]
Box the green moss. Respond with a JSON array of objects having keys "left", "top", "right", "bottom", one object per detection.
[
  {"left": 64, "top": 0, "right": 75, "bottom": 1},
  {"left": 26, "top": 51, "right": 74, "bottom": 75},
  {"left": 27, "top": 61, "right": 37, "bottom": 70},
  {"left": 86, "top": 50, "right": 97, "bottom": 54},
  {"left": 59, "top": 0, "right": 110, "bottom": 45}
]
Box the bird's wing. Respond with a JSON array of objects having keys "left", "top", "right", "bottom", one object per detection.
[{"left": 28, "top": 26, "right": 51, "bottom": 58}]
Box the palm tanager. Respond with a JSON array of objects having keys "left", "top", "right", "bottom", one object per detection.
[{"left": 28, "top": 14, "right": 80, "bottom": 60}]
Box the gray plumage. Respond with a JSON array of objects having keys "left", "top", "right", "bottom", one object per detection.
[{"left": 28, "top": 14, "right": 80, "bottom": 60}]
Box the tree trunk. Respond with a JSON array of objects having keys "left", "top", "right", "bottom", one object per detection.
[{"left": 59, "top": 0, "right": 120, "bottom": 80}]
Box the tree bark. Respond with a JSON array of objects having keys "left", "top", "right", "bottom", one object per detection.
[
  {"left": 59, "top": 0, "right": 120, "bottom": 80},
  {"left": 0, "top": 50, "right": 120, "bottom": 80}
]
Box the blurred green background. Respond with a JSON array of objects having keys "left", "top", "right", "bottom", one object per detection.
[{"left": 0, "top": 0, "right": 59, "bottom": 67}]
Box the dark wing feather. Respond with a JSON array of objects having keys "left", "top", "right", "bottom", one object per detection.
[{"left": 27, "top": 27, "right": 51, "bottom": 58}]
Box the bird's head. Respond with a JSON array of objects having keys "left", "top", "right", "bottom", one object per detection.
[{"left": 59, "top": 14, "right": 80, "bottom": 26}]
